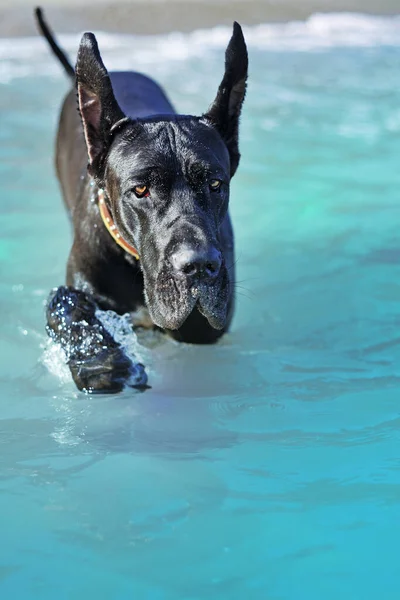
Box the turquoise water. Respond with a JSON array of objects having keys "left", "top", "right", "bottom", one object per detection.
[{"left": 1, "top": 13, "right": 400, "bottom": 598}]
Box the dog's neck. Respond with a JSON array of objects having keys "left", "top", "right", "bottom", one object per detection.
[{"left": 97, "top": 189, "right": 140, "bottom": 260}]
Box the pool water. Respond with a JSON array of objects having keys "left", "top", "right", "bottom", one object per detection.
[{"left": 1, "top": 13, "right": 400, "bottom": 599}]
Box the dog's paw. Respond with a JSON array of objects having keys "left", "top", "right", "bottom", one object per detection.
[
  {"left": 46, "top": 285, "right": 148, "bottom": 393},
  {"left": 69, "top": 346, "right": 148, "bottom": 394},
  {"left": 46, "top": 285, "right": 97, "bottom": 336}
]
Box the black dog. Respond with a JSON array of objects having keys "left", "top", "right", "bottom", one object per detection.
[{"left": 35, "top": 8, "right": 248, "bottom": 394}]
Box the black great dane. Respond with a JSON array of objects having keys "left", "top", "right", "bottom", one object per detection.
[{"left": 35, "top": 8, "right": 248, "bottom": 394}]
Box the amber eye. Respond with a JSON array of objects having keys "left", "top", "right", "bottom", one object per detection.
[
  {"left": 209, "top": 179, "right": 222, "bottom": 192},
  {"left": 133, "top": 185, "right": 149, "bottom": 198}
]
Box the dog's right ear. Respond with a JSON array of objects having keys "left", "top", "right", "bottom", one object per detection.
[
  {"left": 204, "top": 22, "right": 248, "bottom": 178},
  {"left": 76, "top": 33, "right": 126, "bottom": 179}
]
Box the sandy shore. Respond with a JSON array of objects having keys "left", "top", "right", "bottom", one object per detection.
[{"left": 0, "top": 0, "right": 399, "bottom": 37}]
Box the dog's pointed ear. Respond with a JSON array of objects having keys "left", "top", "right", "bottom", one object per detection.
[
  {"left": 76, "top": 33, "right": 126, "bottom": 178},
  {"left": 204, "top": 22, "right": 248, "bottom": 177}
]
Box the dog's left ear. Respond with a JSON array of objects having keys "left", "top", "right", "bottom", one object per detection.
[
  {"left": 76, "top": 33, "right": 127, "bottom": 180},
  {"left": 204, "top": 22, "right": 248, "bottom": 177}
]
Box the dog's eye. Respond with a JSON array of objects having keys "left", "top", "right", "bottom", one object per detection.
[
  {"left": 209, "top": 179, "right": 222, "bottom": 192},
  {"left": 133, "top": 185, "right": 150, "bottom": 198}
]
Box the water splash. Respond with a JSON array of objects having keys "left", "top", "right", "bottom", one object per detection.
[
  {"left": 42, "top": 309, "right": 149, "bottom": 390},
  {"left": 95, "top": 309, "right": 151, "bottom": 372},
  {"left": 42, "top": 338, "right": 73, "bottom": 385}
]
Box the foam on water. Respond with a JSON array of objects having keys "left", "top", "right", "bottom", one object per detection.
[{"left": 0, "top": 13, "right": 400, "bottom": 83}]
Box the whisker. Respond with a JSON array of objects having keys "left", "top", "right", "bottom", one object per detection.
[
  {"left": 235, "top": 277, "right": 262, "bottom": 284},
  {"left": 234, "top": 290, "right": 254, "bottom": 301},
  {"left": 225, "top": 252, "right": 245, "bottom": 273},
  {"left": 233, "top": 284, "right": 256, "bottom": 300}
]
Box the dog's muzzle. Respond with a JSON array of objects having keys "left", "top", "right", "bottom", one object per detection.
[{"left": 145, "top": 255, "right": 229, "bottom": 331}]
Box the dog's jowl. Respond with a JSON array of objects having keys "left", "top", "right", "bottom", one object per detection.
[{"left": 36, "top": 7, "right": 248, "bottom": 393}]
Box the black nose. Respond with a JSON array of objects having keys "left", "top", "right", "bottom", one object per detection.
[{"left": 171, "top": 246, "right": 222, "bottom": 281}]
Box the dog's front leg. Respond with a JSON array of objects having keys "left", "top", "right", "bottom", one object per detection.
[{"left": 45, "top": 286, "right": 147, "bottom": 393}]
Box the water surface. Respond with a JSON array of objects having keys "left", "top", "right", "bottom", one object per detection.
[{"left": 1, "top": 13, "right": 400, "bottom": 599}]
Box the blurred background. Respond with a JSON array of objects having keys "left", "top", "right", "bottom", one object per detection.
[
  {"left": 0, "top": 0, "right": 399, "bottom": 36},
  {"left": 1, "top": 2, "right": 400, "bottom": 599}
]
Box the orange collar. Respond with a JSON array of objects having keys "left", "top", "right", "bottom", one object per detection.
[{"left": 98, "top": 189, "right": 139, "bottom": 260}]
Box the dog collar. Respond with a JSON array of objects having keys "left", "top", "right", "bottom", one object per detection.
[{"left": 98, "top": 189, "right": 139, "bottom": 260}]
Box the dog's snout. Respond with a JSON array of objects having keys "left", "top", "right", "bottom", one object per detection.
[{"left": 171, "top": 246, "right": 222, "bottom": 281}]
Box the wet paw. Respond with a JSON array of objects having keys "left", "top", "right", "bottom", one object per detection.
[
  {"left": 46, "top": 285, "right": 148, "bottom": 394},
  {"left": 69, "top": 347, "right": 148, "bottom": 394},
  {"left": 46, "top": 285, "right": 97, "bottom": 334}
]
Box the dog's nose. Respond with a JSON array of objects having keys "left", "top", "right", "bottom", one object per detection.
[{"left": 171, "top": 246, "right": 222, "bottom": 281}]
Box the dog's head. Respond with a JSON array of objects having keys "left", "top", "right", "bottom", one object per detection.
[{"left": 75, "top": 24, "right": 248, "bottom": 331}]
